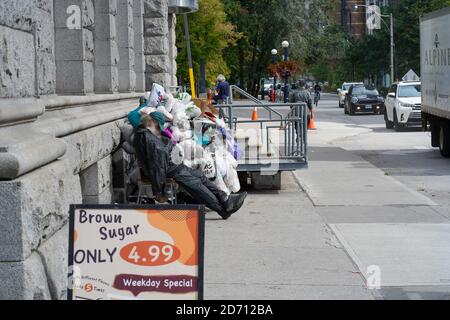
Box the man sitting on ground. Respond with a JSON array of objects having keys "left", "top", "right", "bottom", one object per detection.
[{"left": 133, "top": 111, "right": 247, "bottom": 220}]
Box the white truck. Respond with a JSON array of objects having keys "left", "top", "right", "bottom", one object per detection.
[{"left": 420, "top": 7, "right": 450, "bottom": 157}]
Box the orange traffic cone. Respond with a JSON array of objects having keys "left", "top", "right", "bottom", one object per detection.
[
  {"left": 251, "top": 107, "right": 259, "bottom": 121},
  {"left": 308, "top": 109, "right": 316, "bottom": 130}
]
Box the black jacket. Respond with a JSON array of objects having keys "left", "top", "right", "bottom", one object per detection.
[{"left": 133, "top": 127, "right": 180, "bottom": 196}]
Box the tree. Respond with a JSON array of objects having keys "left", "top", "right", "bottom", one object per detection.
[{"left": 175, "top": 0, "right": 241, "bottom": 89}]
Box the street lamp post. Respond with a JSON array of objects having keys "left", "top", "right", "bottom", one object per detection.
[
  {"left": 282, "top": 41, "right": 289, "bottom": 103},
  {"left": 355, "top": 4, "right": 394, "bottom": 84},
  {"left": 271, "top": 49, "right": 278, "bottom": 102}
]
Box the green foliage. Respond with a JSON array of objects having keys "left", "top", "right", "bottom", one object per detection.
[
  {"left": 175, "top": 0, "right": 241, "bottom": 87},
  {"left": 175, "top": 0, "right": 450, "bottom": 93},
  {"left": 338, "top": 0, "right": 450, "bottom": 86}
]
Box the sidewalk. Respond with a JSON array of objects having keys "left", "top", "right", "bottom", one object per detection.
[{"left": 203, "top": 172, "right": 374, "bottom": 300}]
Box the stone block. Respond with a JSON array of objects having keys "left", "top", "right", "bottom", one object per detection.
[
  {"left": 83, "top": 186, "right": 113, "bottom": 204},
  {"left": 55, "top": 28, "right": 91, "bottom": 61},
  {"left": 80, "top": 155, "right": 113, "bottom": 196},
  {"left": 0, "top": 0, "right": 34, "bottom": 32},
  {"left": 145, "top": 54, "right": 171, "bottom": 73},
  {"left": 84, "top": 29, "right": 95, "bottom": 62},
  {"left": 0, "top": 26, "right": 35, "bottom": 98},
  {"left": 36, "top": 51, "right": 57, "bottom": 96},
  {"left": 144, "top": 0, "right": 167, "bottom": 18},
  {"left": 118, "top": 26, "right": 135, "bottom": 49},
  {"left": 95, "top": 40, "right": 119, "bottom": 66},
  {"left": 133, "top": 0, "right": 144, "bottom": 16},
  {"left": 37, "top": 224, "right": 69, "bottom": 300},
  {"left": 53, "top": 0, "right": 83, "bottom": 29},
  {"left": 62, "top": 120, "right": 122, "bottom": 175},
  {"left": 0, "top": 252, "right": 51, "bottom": 300},
  {"left": 144, "top": 35, "right": 169, "bottom": 55},
  {"left": 82, "top": 0, "right": 95, "bottom": 31},
  {"left": 135, "top": 72, "right": 146, "bottom": 92},
  {"left": 144, "top": 17, "right": 168, "bottom": 36},
  {"left": 145, "top": 72, "right": 171, "bottom": 89},
  {"left": 0, "top": 160, "right": 81, "bottom": 262},
  {"left": 36, "top": 0, "right": 53, "bottom": 13},
  {"left": 119, "top": 47, "right": 135, "bottom": 70},
  {"left": 119, "top": 69, "right": 137, "bottom": 92},
  {"left": 94, "top": 65, "right": 119, "bottom": 93},
  {"left": 56, "top": 60, "right": 94, "bottom": 94},
  {"left": 94, "top": 10, "right": 117, "bottom": 41}
]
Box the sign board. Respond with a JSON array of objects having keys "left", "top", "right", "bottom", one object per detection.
[
  {"left": 68, "top": 204, "right": 204, "bottom": 300},
  {"left": 402, "top": 69, "right": 420, "bottom": 81}
]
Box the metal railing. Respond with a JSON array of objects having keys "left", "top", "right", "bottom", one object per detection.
[
  {"left": 215, "top": 102, "right": 308, "bottom": 171},
  {"left": 229, "top": 85, "right": 283, "bottom": 121}
]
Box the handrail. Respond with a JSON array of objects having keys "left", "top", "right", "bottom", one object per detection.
[
  {"left": 229, "top": 85, "right": 283, "bottom": 120},
  {"left": 230, "top": 85, "right": 262, "bottom": 105}
]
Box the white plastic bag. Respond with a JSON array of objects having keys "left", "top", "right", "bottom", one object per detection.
[
  {"left": 223, "top": 152, "right": 240, "bottom": 193},
  {"left": 139, "top": 106, "right": 156, "bottom": 115},
  {"left": 171, "top": 100, "right": 187, "bottom": 115},
  {"left": 156, "top": 105, "right": 174, "bottom": 122},
  {"left": 199, "top": 151, "right": 216, "bottom": 180},
  {"left": 148, "top": 83, "right": 166, "bottom": 107},
  {"left": 163, "top": 93, "right": 174, "bottom": 113},
  {"left": 177, "top": 92, "right": 192, "bottom": 104},
  {"left": 185, "top": 103, "right": 202, "bottom": 119},
  {"left": 212, "top": 174, "right": 231, "bottom": 195},
  {"left": 171, "top": 126, "right": 192, "bottom": 142}
]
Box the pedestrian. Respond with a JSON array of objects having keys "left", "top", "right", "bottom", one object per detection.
[
  {"left": 213, "top": 74, "right": 230, "bottom": 104},
  {"left": 133, "top": 111, "right": 247, "bottom": 220},
  {"left": 292, "top": 80, "right": 313, "bottom": 140}
]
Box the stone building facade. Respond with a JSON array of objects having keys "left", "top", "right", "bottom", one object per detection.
[{"left": 0, "top": 0, "right": 178, "bottom": 299}]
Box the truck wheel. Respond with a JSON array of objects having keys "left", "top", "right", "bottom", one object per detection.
[
  {"left": 439, "top": 121, "right": 450, "bottom": 157},
  {"left": 431, "top": 121, "right": 440, "bottom": 148},
  {"left": 384, "top": 111, "right": 394, "bottom": 129}
]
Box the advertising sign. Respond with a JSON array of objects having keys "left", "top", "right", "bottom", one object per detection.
[{"left": 68, "top": 204, "right": 204, "bottom": 300}]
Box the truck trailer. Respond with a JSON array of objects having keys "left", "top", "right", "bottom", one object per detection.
[{"left": 420, "top": 7, "right": 450, "bottom": 157}]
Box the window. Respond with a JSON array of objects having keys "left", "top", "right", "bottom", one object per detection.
[
  {"left": 398, "top": 84, "right": 421, "bottom": 98},
  {"left": 352, "top": 86, "right": 380, "bottom": 96}
]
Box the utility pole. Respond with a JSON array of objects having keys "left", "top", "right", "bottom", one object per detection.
[
  {"left": 390, "top": 13, "right": 394, "bottom": 83},
  {"left": 183, "top": 14, "right": 196, "bottom": 98}
]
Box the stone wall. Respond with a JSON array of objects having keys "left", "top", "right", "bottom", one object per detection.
[
  {"left": 143, "top": 0, "right": 175, "bottom": 89},
  {"left": 0, "top": 0, "right": 178, "bottom": 299}
]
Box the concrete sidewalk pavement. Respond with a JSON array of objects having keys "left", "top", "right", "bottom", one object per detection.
[{"left": 204, "top": 172, "right": 374, "bottom": 300}]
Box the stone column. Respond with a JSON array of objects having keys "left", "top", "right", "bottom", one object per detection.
[
  {"left": 168, "top": 13, "right": 178, "bottom": 87},
  {"left": 133, "top": 0, "right": 146, "bottom": 92},
  {"left": 117, "top": 0, "right": 136, "bottom": 92},
  {"left": 54, "top": 0, "right": 95, "bottom": 95},
  {"left": 94, "top": 0, "right": 119, "bottom": 93},
  {"left": 143, "top": 0, "right": 171, "bottom": 89}
]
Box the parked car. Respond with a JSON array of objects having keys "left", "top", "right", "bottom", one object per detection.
[
  {"left": 262, "top": 78, "right": 275, "bottom": 96},
  {"left": 344, "top": 84, "right": 385, "bottom": 115},
  {"left": 384, "top": 81, "right": 422, "bottom": 131},
  {"left": 338, "top": 82, "right": 364, "bottom": 108}
]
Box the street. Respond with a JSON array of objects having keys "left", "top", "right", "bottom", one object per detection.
[{"left": 205, "top": 94, "right": 450, "bottom": 300}]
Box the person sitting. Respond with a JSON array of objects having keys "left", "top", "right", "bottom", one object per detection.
[{"left": 133, "top": 111, "right": 247, "bottom": 220}]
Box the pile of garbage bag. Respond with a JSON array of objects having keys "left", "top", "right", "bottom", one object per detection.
[{"left": 128, "top": 83, "right": 241, "bottom": 195}]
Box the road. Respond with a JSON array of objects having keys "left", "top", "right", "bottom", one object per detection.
[{"left": 205, "top": 94, "right": 450, "bottom": 300}]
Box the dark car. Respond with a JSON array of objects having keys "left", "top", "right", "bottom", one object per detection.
[{"left": 344, "top": 85, "right": 385, "bottom": 115}]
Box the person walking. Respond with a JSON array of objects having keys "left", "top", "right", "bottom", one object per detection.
[{"left": 292, "top": 80, "right": 313, "bottom": 140}]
